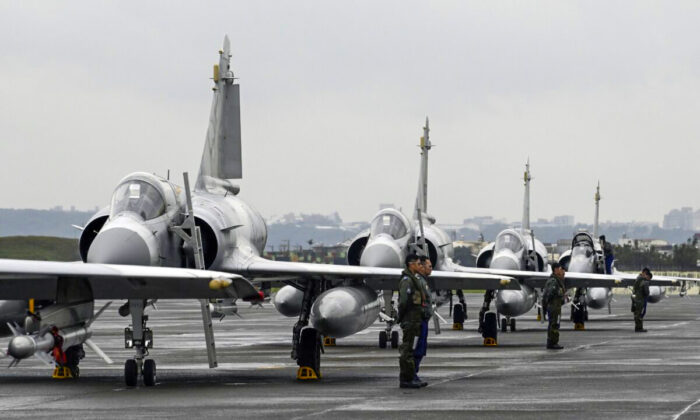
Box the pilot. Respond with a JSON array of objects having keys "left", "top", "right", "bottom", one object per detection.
[
  {"left": 542, "top": 262, "right": 567, "bottom": 350},
  {"left": 632, "top": 268, "right": 652, "bottom": 332},
  {"left": 397, "top": 253, "right": 427, "bottom": 389},
  {"left": 413, "top": 256, "right": 434, "bottom": 387}
]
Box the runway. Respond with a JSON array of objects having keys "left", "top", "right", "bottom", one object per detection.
[{"left": 1, "top": 294, "right": 700, "bottom": 419}]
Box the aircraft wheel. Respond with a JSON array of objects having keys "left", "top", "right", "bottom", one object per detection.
[
  {"left": 510, "top": 318, "right": 516, "bottom": 332},
  {"left": 453, "top": 303, "right": 465, "bottom": 324},
  {"left": 379, "top": 330, "right": 387, "bottom": 348},
  {"left": 124, "top": 359, "right": 138, "bottom": 387},
  {"left": 298, "top": 327, "right": 321, "bottom": 375},
  {"left": 143, "top": 359, "right": 156, "bottom": 387},
  {"left": 501, "top": 317, "right": 508, "bottom": 332},
  {"left": 482, "top": 312, "right": 498, "bottom": 341},
  {"left": 390, "top": 331, "right": 399, "bottom": 349}
]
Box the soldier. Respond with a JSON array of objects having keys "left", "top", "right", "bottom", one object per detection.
[
  {"left": 632, "top": 267, "right": 652, "bottom": 332},
  {"left": 397, "top": 253, "right": 427, "bottom": 389},
  {"left": 600, "top": 235, "right": 614, "bottom": 274},
  {"left": 542, "top": 262, "right": 567, "bottom": 350},
  {"left": 413, "top": 256, "right": 434, "bottom": 387}
]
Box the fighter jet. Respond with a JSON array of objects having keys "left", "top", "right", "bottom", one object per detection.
[
  {"left": 0, "top": 36, "right": 515, "bottom": 385},
  {"left": 560, "top": 183, "right": 679, "bottom": 330},
  {"left": 455, "top": 163, "right": 693, "bottom": 343},
  {"left": 274, "top": 118, "right": 519, "bottom": 348}
]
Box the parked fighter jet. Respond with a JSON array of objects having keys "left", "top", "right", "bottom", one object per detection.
[
  {"left": 0, "top": 36, "right": 516, "bottom": 385},
  {"left": 457, "top": 164, "right": 692, "bottom": 343},
  {"left": 560, "top": 183, "right": 678, "bottom": 330}
]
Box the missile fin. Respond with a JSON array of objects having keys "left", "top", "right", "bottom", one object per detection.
[{"left": 85, "top": 339, "right": 113, "bottom": 365}]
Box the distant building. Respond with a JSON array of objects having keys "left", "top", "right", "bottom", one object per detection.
[
  {"left": 553, "top": 215, "right": 575, "bottom": 226},
  {"left": 663, "top": 207, "right": 694, "bottom": 230}
]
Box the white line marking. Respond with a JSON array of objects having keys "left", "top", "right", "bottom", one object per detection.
[{"left": 673, "top": 396, "right": 700, "bottom": 420}]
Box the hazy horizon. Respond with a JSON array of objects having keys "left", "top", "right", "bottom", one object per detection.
[{"left": 2, "top": 2, "right": 699, "bottom": 226}]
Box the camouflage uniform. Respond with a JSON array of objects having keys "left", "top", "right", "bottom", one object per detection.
[
  {"left": 397, "top": 269, "right": 427, "bottom": 383},
  {"left": 413, "top": 273, "right": 433, "bottom": 376},
  {"left": 543, "top": 273, "right": 566, "bottom": 346},
  {"left": 632, "top": 275, "right": 649, "bottom": 331}
]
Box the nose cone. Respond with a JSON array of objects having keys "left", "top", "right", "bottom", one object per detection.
[
  {"left": 568, "top": 256, "right": 594, "bottom": 273},
  {"left": 87, "top": 218, "right": 157, "bottom": 266},
  {"left": 647, "top": 286, "right": 664, "bottom": 303},
  {"left": 360, "top": 238, "right": 402, "bottom": 268},
  {"left": 496, "top": 290, "right": 524, "bottom": 316},
  {"left": 490, "top": 251, "right": 520, "bottom": 271},
  {"left": 311, "top": 289, "right": 359, "bottom": 338},
  {"left": 8, "top": 336, "right": 35, "bottom": 360}
]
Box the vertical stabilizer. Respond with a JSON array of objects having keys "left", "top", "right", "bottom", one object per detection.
[
  {"left": 521, "top": 159, "right": 531, "bottom": 231},
  {"left": 593, "top": 181, "right": 601, "bottom": 238},
  {"left": 195, "top": 35, "right": 243, "bottom": 193},
  {"left": 413, "top": 117, "right": 432, "bottom": 220}
]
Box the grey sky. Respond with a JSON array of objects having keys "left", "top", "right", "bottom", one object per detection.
[{"left": 1, "top": 1, "right": 699, "bottom": 225}]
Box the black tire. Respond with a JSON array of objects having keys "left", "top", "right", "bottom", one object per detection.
[
  {"left": 124, "top": 359, "right": 138, "bottom": 387},
  {"left": 70, "top": 365, "right": 80, "bottom": 379},
  {"left": 510, "top": 318, "right": 516, "bottom": 332},
  {"left": 298, "top": 327, "right": 321, "bottom": 374},
  {"left": 390, "top": 331, "right": 399, "bottom": 349},
  {"left": 482, "top": 312, "right": 498, "bottom": 340},
  {"left": 143, "top": 359, "right": 156, "bottom": 387},
  {"left": 379, "top": 330, "right": 388, "bottom": 349},
  {"left": 453, "top": 303, "right": 465, "bottom": 324},
  {"left": 501, "top": 317, "right": 507, "bottom": 332}
]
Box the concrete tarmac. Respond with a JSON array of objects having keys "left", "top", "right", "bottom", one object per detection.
[{"left": 1, "top": 294, "right": 700, "bottom": 419}]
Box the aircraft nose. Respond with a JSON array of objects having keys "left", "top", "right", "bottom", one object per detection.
[
  {"left": 87, "top": 217, "right": 158, "bottom": 266},
  {"left": 490, "top": 252, "right": 520, "bottom": 271},
  {"left": 360, "top": 238, "right": 403, "bottom": 268},
  {"left": 8, "top": 336, "right": 34, "bottom": 360},
  {"left": 568, "top": 256, "right": 593, "bottom": 273}
]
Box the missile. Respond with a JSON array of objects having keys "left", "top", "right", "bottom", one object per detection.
[
  {"left": 7, "top": 325, "right": 91, "bottom": 361},
  {"left": 310, "top": 285, "right": 382, "bottom": 338}
]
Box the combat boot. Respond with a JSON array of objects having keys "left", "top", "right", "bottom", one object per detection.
[
  {"left": 399, "top": 378, "right": 422, "bottom": 389},
  {"left": 546, "top": 342, "right": 564, "bottom": 350},
  {"left": 414, "top": 375, "right": 428, "bottom": 387},
  {"left": 635, "top": 328, "right": 647, "bottom": 333}
]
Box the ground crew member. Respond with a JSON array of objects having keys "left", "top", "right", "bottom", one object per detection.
[
  {"left": 543, "top": 262, "right": 567, "bottom": 350},
  {"left": 397, "top": 253, "right": 427, "bottom": 389},
  {"left": 632, "top": 268, "right": 652, "bottom": 332},
  {"left": 413, "top": 256, "right": 433, "bottom": 387},
  {"left": 600, "top": 235, "right": 614, "bottom": 274}
]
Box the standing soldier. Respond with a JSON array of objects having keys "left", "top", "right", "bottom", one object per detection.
[
  {"left": 632, "top": 268, "right": 652, "bottom": 332},
  {"left": 397, "top": 253, "right": 426, "bottom": 389},
  {"left": 413, "top": 256, "right": 433, "bottom": 387},
  {"left": 542, "top": 262, "right": 567, "bottom": 350}
]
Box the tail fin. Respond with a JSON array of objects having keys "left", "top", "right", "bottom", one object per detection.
[
  {"left": 593, "top": 181, "right": 601, "bottom": 238},
  {"left": 195, "top": 35, "right": 243, "bottom": 193},
  {"left": 521, "top": 159, "right": 531, "bottom": 231},
  {"left": 413, "top": 117, "right": 431, "bottom": 220}
]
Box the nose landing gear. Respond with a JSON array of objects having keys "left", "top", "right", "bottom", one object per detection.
[{"left": 123, "top": 299, "right": 156, "bottom": 387}]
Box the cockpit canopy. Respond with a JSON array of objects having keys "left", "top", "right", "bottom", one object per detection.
[
  {"left": 495, "top": 231, "right": 523, "bottom": 254},
  {"left": 571, "top": 233, "right": 595, "bottom": 259},
  {"left": 369, "top": 211, "right": 409, "bottom": 240},
  {"left": 110, "top": 180, "right": 166, "bottom": 221}
]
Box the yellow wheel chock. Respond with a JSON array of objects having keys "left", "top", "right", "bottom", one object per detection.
[
  {"left": 452, "top": 323, "right": 463, "bottom": 330},
  {"left": 483, "top": 337, "right": 498, "bottom": 346},
  {"left": 574, "top": 323, "right": 585, "bottom": 331},
  {"left": 536, "top": 313, "right": 541, "bottom": 321},
  {"left": 297, "top": 366, "right": 321, "bottom": 380},
  {"left": 52, "top": 366, "right": 74, "bottom": 379},
  {"left": 323, "top": 336, "right": 336, "bottom": 346}
]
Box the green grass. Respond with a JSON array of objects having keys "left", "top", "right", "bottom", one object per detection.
[{"left": 0, "top": 236, "right": 80, "bottom": 261}]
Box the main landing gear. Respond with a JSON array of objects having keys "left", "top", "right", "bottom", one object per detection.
[
  {"left": 293, "top": 283, "right": 322, "bottom": 380},
  {"left": 571, "top": 288, "right": 588, "bottom": 331},
  {"left": 452, "top": 290, "right": 467, "bottom": 330},
  {"left": 379, "top": 290, "right": 399, "bottom": 349},
  {"left": 123, "top": 299, "right": 156, "bottom": 387}
]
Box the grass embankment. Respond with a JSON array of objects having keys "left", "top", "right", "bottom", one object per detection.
[{"left": 0, "top": 236, "right": 80, "bottom": 261}]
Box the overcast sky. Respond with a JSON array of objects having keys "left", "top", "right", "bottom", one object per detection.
[{"left": 1, "top": 1, "right": 699, "bottom": 225}]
